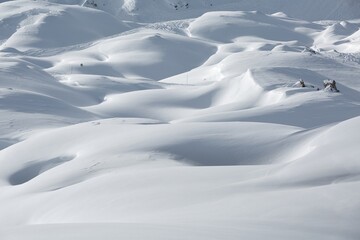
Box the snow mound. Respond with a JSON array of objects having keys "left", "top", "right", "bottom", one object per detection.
[
  {"left": 0, "top": 0, "right": 128, "bottom": 50},
  {"left": 188, "top": 11, "right": 312, "bottom": 44},
  {"left": 269, "top": 116, "right": 360, "bottom": 187}
]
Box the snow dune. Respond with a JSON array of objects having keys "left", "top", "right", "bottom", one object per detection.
[{"left": 0, "top": 0, "right": 360, "bottom": 239}]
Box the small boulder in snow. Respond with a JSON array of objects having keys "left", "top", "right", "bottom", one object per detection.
[{"left": 323, "top": 79, "right": 339, "bottom": 92}]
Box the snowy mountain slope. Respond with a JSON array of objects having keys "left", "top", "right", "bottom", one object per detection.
[
  {"left": 47, "top": 0, "right": 360, "bottom": 22},
  {"left": 0, "top": 1, "right": 129, "bottom": 50},
  {"left": 0, "top": 0, "right": 360, "bottom": 239}
]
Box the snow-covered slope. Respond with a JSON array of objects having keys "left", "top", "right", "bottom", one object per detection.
[
  {"left": 0, "top": 0, "right": 360, "bottom": 239},
  {"left": 47, "top": 0, "right": 360, "bottom": 22}
]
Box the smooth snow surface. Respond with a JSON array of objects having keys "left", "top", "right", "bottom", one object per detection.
[{"left": 0, "top": 0, "right": 360, "bottom": 239}]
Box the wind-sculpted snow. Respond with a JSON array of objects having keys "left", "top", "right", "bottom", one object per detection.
[
  {"left": 0, "top": 0, "right": 360, "bottom": 239},
  {"left": 0, "top": 1, "right": 129, "bottom": 50}
]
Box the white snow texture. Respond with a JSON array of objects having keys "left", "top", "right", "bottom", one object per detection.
[{"left": 0, "top": 0, "right": 360, "bottom": 239}]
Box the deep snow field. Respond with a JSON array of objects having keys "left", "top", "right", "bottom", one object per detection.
[{"left": 0, "top": 0, "right": 360, "bottom": 239}]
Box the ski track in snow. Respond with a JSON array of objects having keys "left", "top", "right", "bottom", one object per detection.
[{"left": 0, "top": 0, "right": 360, "bottom": 239}]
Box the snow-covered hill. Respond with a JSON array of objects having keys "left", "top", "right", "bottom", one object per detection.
[
  {"left": 0, "top": 0, "right": 360, "bottom": 239},
  {"left": 46, "top": 0, "right": 360, "bottom": 22}
]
